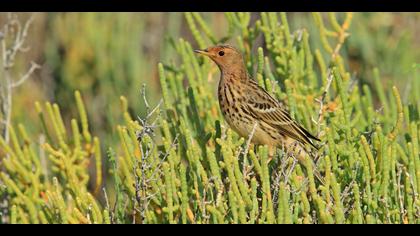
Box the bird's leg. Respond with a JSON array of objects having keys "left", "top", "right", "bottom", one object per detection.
[
  {"left": 296, "top": 149, "right": 325, "bottom": 186},
  {"left": 244, "top": 143, "right": 255, "bottom": 176},
  {"left": 285, "top": 139, "right": 325, "bottom": 185}
]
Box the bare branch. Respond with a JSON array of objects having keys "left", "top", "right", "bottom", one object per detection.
[
  {"left": 241, "top": 122, "right": 258, "bottom": 178},
  {"left": 3, "top": 15, "right": 35, "bottom": 69},
  {"left": 11, "top": 61, "right": 40, "bottom": 88},
  {"left": 1, "top": 13, "right": 38, "bottom": 145},
  {"left": 314, "top": 68, "right": 333, "bottom": 136}
]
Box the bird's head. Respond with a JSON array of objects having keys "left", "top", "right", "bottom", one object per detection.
[{"left": 194, "top": 45, "right": 244, "bottom": 71}]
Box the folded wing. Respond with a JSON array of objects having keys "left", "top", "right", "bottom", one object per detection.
[{"left": 245, "top": 85, "right": 320, "bottom": 149}]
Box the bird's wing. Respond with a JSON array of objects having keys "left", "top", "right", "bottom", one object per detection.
[{"left": 245, "top": 83, "right": 320, "bottom": 149}]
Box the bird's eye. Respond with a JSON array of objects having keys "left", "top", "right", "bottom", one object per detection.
[{"left": 218, "top": 51, "right": 225, "bottom": 56}]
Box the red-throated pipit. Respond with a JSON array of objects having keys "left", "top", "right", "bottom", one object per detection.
[{"left": 195, "top": 45, "right": 323, "bottom": 183}]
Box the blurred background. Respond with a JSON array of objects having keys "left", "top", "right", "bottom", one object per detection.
[{"left": 1, "top": 12, "right": 419, "bottom": 147}]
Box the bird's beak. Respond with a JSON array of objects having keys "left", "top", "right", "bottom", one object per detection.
[{"left": 194, "top": 49, "right": 212, "bottom": 57}]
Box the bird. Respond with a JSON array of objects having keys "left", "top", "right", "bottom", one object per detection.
[{"left": 194, "top": 45, "right": 324, "bottom": 184}]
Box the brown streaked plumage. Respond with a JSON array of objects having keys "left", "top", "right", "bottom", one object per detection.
[{"left": 195, "top": 45, "right": 323, "bottom": 183}]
